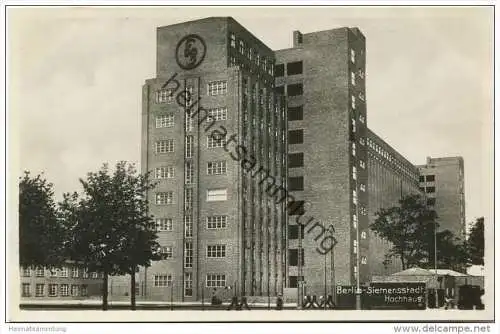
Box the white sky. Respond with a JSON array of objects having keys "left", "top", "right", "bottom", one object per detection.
[{"left": 9, "top": 6, "right": 493, "bottom": 226}]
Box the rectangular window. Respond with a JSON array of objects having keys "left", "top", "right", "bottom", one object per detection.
[
  {"left": 275, "top": 64, "right": 285, "bottom": 77},
  {"left": 359, "top": 160, "right": 366, "bottom": 169},
  {"left": 288, "top": 200, "right": 305, "bottom": 216},
  {"left": 160, "top": 246, "right": 173, "bottom": 259},
  {"left": 22, "top": 283, "right": 30, "bottom": 297},
  {"left": 426, "top": 175, "right": 435, "bottom": 182},
  {"left": 81, "top": 285, "right": 88, "bottom": 297},
  {"left": 22, "top": 267, "right": 31, "bottom": 277},
  {"left": 351, "top": 95, "right": 356, "bottom": 109},
  {"left": 359, "top": 115, "right": 365, "bottom": 123},
  {"left": 288, "top": 106, "right": 303, "bottom": 121},
  {"left": 206, "top": 274, "right": 226, "bottom": 287},
  {"left": 288, "top": 153, "right": 304, "bottom": 168},
  {"left": 239, "top": 40, "right": 245, "bottom": 54},
  {"left": 289, "top": 276, "right": 304, "bottom": 288},
  {"left": 275, "top": 86, "right": 284, "bottom": 95},
  {"left": 184, "top": 216, "right": 193, "bottom": 238},
  {"left": 287, "top": 83, "right": 303, "bottom": 97},
  {"left": 156, "top": 192, "right": 173, "bottom": 205},
  {"left": 185, "top": 114, "right": 193, "bottom": 132},
  {"left": 47, "top": 284, "right": 57, "bottom": 297},
  {"left": 48, "top": 267, "right": 57, "bottom": 277},
  {"left": 208, "top": 107, "right": 228, "bottom": 121},
  {"left": 426, "top": 187, "right": 436, "bottom": 193},
  {"left": 230, "top": 33, "right": 236, "bottom": 48},
  {"left": 352, "top": 142, "right": 356, "bottom": 156},
  {"left": 35, "top": 284, "right": 44, "bottom": 297},
  {"left": 353, "top": 214, "right": 358, "bottom": 229},
  {"left": 155, "top": 166, "right": 175, "bottom": 179},
  {"left": 156, "top": 218, "right": 173, "bottom": 232},
  {"left": 155, "top": 114, "right": 174, "bottom": 128},
  {"left": 354, "top": 266, "right": 358, "bottom": 275},
  {"left": 287, "top": 61, "right": 303, "bottom": 75},
  {"left": 60, "top": 284, "right": 69, "bottom": 297},
  {"left": 359, "top": 92, "right": 365, "bottom": 101},
  {"left": 185, "top": 136, "right": 193, "bottom": 158},
  {"left": 59, "top": 267, "right": 68, "bottom": 278},
  {"left": 288, "top": 176, "right": 304, "bottom": 191},
  {"left": 350, "top": 49, "right": 356, "bottom": 63},
  {"left": 155, "top": 139, "right": 174, "bottom": 153},
  {"left": 83, "top": 269, "right": 89, "bottom": 278},
  {"left": 359, "top": 137, "right": 365, "bottom": 146},
  {"left": 351, "top": 118, "right": 356, "bottom": 134},
  {"left": 351, "top": 72, "right": 356, "bottom": 86},
  {"left": 361, "top": 231, "right": 367, "bottom": 239},
  {"left": 288, "top": 129, "right": 304, "bottom": 144},
  {"left": 207, "top": 189, "right": 227, "bottom": 202},
  {"left": 184, "top": 242, "right": 193, "bottom": 268},
  {"left": 184, "top": 188, "right": 193, "bottom": 211},
  {"left": 184, "top": 272, "right": 193, "bottom": 297},
  {"left": 154, "top": 274, "right": 172, "bottom": 287},
  {"left": 71, "top": 285, "right": 80, "bottom": 297},
  {"left": 361, "top": 256, "right": 367, "bottom": 265},
  {"left": 419, "top": 175, "right": 425, "bottom": 182},
  {"left": 353, "top": 239, "right": 358, "bottom": 254},
  {"left": 288, "top": 249, "right": 305, "bottom": 266},
  {"left": 288, "top": 225, "right": 305, "bottom": 240},
  {"left": 427, "top": 198, "right": 436, "bottom": 206},
  {"left": 207, "top": 161, "right": 227, "bottom": 175},
  {"left": 353, "top": 190, "right": 358, "bottom": 204},
  {"left": 35, "top": 267, "right": 45, "bottom": 277},
  {"left": 207, "top": 81, "right": 227, "bottom": 96},
  {"left": 185, "top": 161, "right": 194, "bottom": 184},
  {"left": 352, "top": 166, "right": 357, "bottom": 180},
  {"left": 207, "top": 245, "right": 226, "bottom": 258},
  {"left": 156, "top": 88, "right": 175, "bottom": 104},
  {"left": 207, "top": 135, "right": 224, "bottom": 148},
  {"left": 91, "top": 272, "right": 99, "bottom": 279},
  {"left": 360, "top": 206, "right": 367, "bottom": 216},
  {"left": 71, "top": 267, "right": 79, "bottom": 278},
  {"left": 360, "top": 184, "right": 366, "bottom": 192},
  {"left": 207, "top": 216, "right": 228, "bottom": 229}
]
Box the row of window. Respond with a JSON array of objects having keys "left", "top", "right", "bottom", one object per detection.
[
  {"left": 21, "top": 267, "right": 101, "bottom": 279},
  {"left": 155, "top": 81, "right": 228, "bottom": 104},
  {"left": 420, "top": 186, "right": 436, "bottom": 194},
  {"left": 155, "top": 136, "right": 228, "bottom": 152},
  {"left": 419, "top": 174, "right": 435, "bottom": 182},
  {"left": 275, "top": 83, "right": 303, "bottom": 97},
  {"left": 153, "top": 245, "right": 227, "bottom": 260},
  {"left": 22, "top": 283, "right": 88, "bottom": 297},
  {"left": 366, "top": 137, "right": 418, "bottom": 181},
  {"left": 155, "top": 189, "right": 228, "bottom": 205},
  {"left": 230, "top": 32, "right": 274, "bottom": 76},
  {"left": 155, "top": 216, "right": 228, "bottom": 232},
  {"left": 274, "top": 61, "right": 303, "bottom": 77}
]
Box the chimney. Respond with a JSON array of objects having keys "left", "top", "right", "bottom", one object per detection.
[{"left": 293, "top": 30, "right": 303, "bottom": 47}]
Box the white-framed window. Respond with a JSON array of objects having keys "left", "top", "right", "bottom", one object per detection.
[
  {"left": 184, "top": 188, "right": 193, "bottom": 211},
  {"left": 351, "top": 118, "right": 356, "bottom": 133},
  {"left": 207, "top": 188, "right": 227, "bottom": 202},
  {"left": 352, "top": 166, "right": 357, "bottom": 180},
  {"left": 351, "top": 95, "right": 356, "bottom": 110},
  {"left": 360, "top": 160, "right": 366, "bottom": 169},
  {"left": 361, "top": 256, "right": 367, "bottom": 265},
  {"left": 359, "top": 137, "right": 365, "bottom": 146},
  {"left": 184, "top": 272, "right": 193, "bottom": 297},
  {"left": 353, "top": 190, "right": 358, "bottom": 204},
  {"left": 361, "top": 231, "right": 367, "bottom": 239},
  {"left": 155, "top": 139, "right": 174, "bottom": 153},
  {"left": 91, "top": 272, "right": 99, "bottom": 279},
  {"left": 359, "top": 115, "right": 365, "bottom": 124},
  {"left": 352, "top": 142, "right": 356, "bottom": 156},
  {"left": 359, "top": 92, "right": 365, "bottom": 101},
  {"left": 207, "top": 245, "right": 226, "bottom": 258},
  {"left": 206, "top": 274, "right": 226, "bottom": 288},
  {"left": 81, "top": 285, "right": 88, "bottom": 297},
  {"left": 153, "top": 274, "right": 172, "bottom": 287},
  {"left": 207, "top": 161, "right": 227, "bottom": 175},
  {"left": 207, "top": 81, "right": 227, "bottom": 96},
  {"left": 22, "top": 283, "right": 30, "bottom": 297},
  {"left": 83, "top": 269, "right": 89, "bottom": 279},
  {"left": 35, "top": 284, "right": 44, "bottom": 297},
  {"left": 184, "top": 216, "right": 193, "bottom": 238},
  {"left": 207, "top": 216, "right": 228, "bottom": 229},
  {"left": 49, "top": 267, "right": 57, "bottom": 277},
  {"left": 353, "top": 240, "right": 358, "bottom": 254},
  {"left": 156, "top": 88, "right": 175, "bottom": 104},
  {"left": 155, "top": 114, "right": 174, "bottom": 128},
  {"left": 239, "top": 40, "right": 245, "bottom": 54},
  {"left": 22, "top": 267, "right": 31, "bottom": 277},
  {"left": 48, "top": 284, "right": 57, "bottom": 297},
  {"left": 360, "top": 184, "right": 366, "bottom": 192},
  {"left": 185, "top": 114, "right": 194, "bottom": 132},
  {"left": 185, "top": 242, "right": 193, "bottom": 268},
  {"left": 35, "top": 267, "right": 45, "bottom": 277},
  {"left": 350, "top": 49, "right": 356, "bottom": 63},
  {"left": 230, "top": 33, "right": 236, "bottom": 48},
  {"left": 155, "top": 166, "right": 175, "bottom": 179},
  {"left": 352, "top": 214, "right": 358, "bottom": 229},
  {"left": 71, "top": 285, "right": 80, "bottom": 297},
  {"left": 354, "top": 265, "right": 358, "bottom": 275},
  {"left": 185, "top": 161, "right": 194, "bottom": 184},
  {"left": 156, "top": 218, "right": 173, "bottom": 232},
  {"left": 160, "top": 246, "right": 173, "bottom": 259},
  {"left": 360, "top": 206, "right": 367, "bottom": 216},
  {"left": 207, "top": 135, "right": 224, "bottom": 148},
  {"left": 156, "top": 192, "right": 173, "bottom": 205},
  {"left": 208, "top": 107, "right": 228, "bottom": 121},
  {"left": 71, "top": 267, "right": 79, "bottom": 278},
  {"left": 185, "top": 135, "right": 193, "bottom": 158},
  {"left": 351, "top": 72, "right": 356, "bottom": 86},
  {"left": 184, "top": 86, "right": 194, "bottom": 106}
]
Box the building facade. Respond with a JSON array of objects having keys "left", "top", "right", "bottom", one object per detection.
[
  {"left": 418, "top": 157, "right": 466, "bottom": 239},
  {"left": 140, "top": 17, "right": 287, "bottom": 301}
]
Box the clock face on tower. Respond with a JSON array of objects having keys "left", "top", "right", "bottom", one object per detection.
[{"left": 175, "top": 34, "right": 207, "bottom": 70}]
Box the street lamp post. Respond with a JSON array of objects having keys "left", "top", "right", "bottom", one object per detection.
[{"left": 434, "top": 219, "right": 439, "bottom": 309}]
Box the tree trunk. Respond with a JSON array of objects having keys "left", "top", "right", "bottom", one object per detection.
[
  {"left": 130, "top": 267, "right": 136, "bottom": 311},
  {"left": 102, "top": 271, "right": 109, "bottom": 311},
  {"left": 400, "top": 254, "right": 406, "bottom": 270}
]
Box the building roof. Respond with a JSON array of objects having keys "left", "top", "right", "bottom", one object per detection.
[
  {"left": 391, "top": 267, "right": 470, "bottom": 277},
  {"left": 434, "top": 269, "right": 470, "bottom": 277}
]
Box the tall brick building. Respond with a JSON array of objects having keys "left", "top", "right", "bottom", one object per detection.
[{"left": 135, "top": 16, "right": 466, "bottom": 302}]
